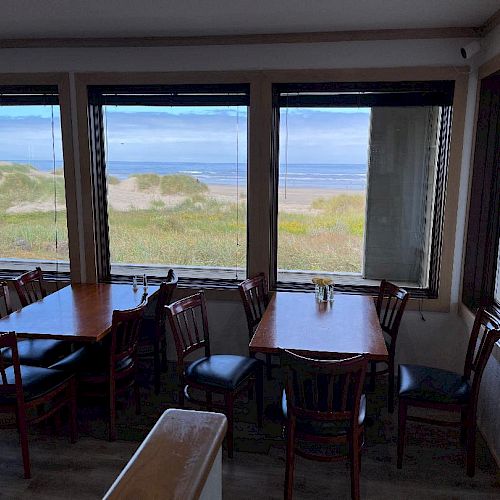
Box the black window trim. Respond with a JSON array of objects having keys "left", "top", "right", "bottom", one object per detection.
[
  {"left": 88, "top": 83, "right": 251, "bottom": 286},
  {"left": 270, "top": 80, "right": 455, "bottom": 299}
]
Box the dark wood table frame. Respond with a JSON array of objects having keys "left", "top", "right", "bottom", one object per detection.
[
  {"left": 249, "top": 292, "right": 388, "bottom": 361},
  {"left": 0, "top": 283, "right": 158, "bottom": 343}
]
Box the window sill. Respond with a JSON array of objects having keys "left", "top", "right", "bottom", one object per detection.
[{"left": 0, "top": 259, "right": 70, "bottom": 281}]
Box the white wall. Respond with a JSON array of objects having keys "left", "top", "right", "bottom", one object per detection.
[{"left": 0, "top": 38, "right": 470, "bottom": 72}]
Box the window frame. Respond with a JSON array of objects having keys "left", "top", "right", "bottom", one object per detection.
[
  {"left": 270, "top": 80, "right": 455, "bottom": 299},
  {"left": 462, "top": 70, "right": 500, "bottom": 312},
  {"left": 0, "top": 82, "right": 74, "bottom": 281},
  {"left": 86, "top": 83, "right": 251, "bottom": 286}
]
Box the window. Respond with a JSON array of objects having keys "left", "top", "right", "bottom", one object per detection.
[
  {"left": 0, "top": 86, "right": 68, "bottom": 276},
  {"left": 272, "top": 82, "right": 454, "bottom": 296},
  {"left": 463, "top": 71, "right": 500, "bottom": 310},
  {"left": 88, "top": 84, "right": 249, "bottom": 283}
]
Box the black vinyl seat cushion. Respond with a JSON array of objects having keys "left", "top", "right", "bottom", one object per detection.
[
  {"left": 0, "top": 365, "right": 73, "bottom": 405},
  {"left": 185, "top": 355, "right": 259, "bottom": 391},
  {"left": 398, "top": 364, "right": 470, "bottom": 405},
  {"left": 1, "top": 339, "right": 72, "bottom": 367},
  {"left": 49, "top": 343, "right": 133, "bottom": 377},
  {"left": 281, "top": 391, "right": 366, "bottom": 437}
]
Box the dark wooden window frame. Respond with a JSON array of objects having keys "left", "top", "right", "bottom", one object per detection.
[
  {"left": 0, "top": 85, "right": 70, "bottom": 281},
  {"left": 462, "top": 72, "right": 500, "bottom": 311},
  {"left": 271, "top": 81, "right": 455, "bottom": 299},
  {"left": 87, "top": 83, "right": 251, "bottom": 286}
]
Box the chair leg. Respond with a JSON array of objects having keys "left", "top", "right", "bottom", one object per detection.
[
  {"left": 369, "top": 361, "right": 376, "bottom": 391},
  {"left": 153, "top": 337, "right": 161, "bottom": 395},
  {"left": 178, "top": 386, "right": 185, "bottom": 408},
  {"left": 397, "top": 400, "right": 407, "bottom": 469},
  {"left": 109, "top": 380, "right": 117, "bottom": 442},
  {"left": 255, "top": 366, "right": 264, "bottom": 428},
  {"left": 266, "top": 353, "right": 273, "bottom": 380},
  {"left": 284, "top": 418, "right": 296, "bottom": 500},
  {"left": 388, "top": 360, "right": 395, "bottom": 414},
  {"left": 134, "top": 380, "right": 141, "bottom": 415},
  {"left": 350, "top": 431, "right": 361, "bottom": 500},
  {"left": 69, "top": 379, "right": 78, "bottom": 444},
  {"left": 161, "top": 335, "right": 168, "bottom": 372},
  {"left": 225, "top": 392, "right": 235, "bottom": 459},
  {"left": 17, "top": 405, "right": 31, "bottom": 479},
  {"left": 466, "top": 417, "right": 476, "bottom": 477}
]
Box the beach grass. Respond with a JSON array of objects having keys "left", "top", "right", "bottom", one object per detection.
[{"left": 0, "top": 164, "right": 365, "bottom": 273}]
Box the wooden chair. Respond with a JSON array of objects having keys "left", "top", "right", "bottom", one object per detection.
[
  {"left": 139, "top": 269, "right": 178, "bottom": 394},
  {"left": 50, "top": 297, "right": 148, "bottom": 441},
  {"left": 238, "top": 273, "right": 275, "bottom": 379},
  {"left": 0, "top": 331, "right": 77, "bottom": 478},
  {"left": 0, "top": 281, "right": 12, "bottom": 318},
  {"left": 13, "top": 267, "right": 47, "bottom": 307},
  {"left": 166, "top": 290, "right": 263, "bottom": 458},
  {"left": 397, "top": 307, "right": 500, "bottom": 477},
  {"left": 3, "top": 269, "right": 72, "bottom": 367},
  {"left": 369, "top": 280, "right": 409, "bottom": 413},
  {"left": 282, "top": 350, "right": 368, "bottom": 500}
]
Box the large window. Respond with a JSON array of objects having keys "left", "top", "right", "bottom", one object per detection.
[
  {"left": 0, "top": 86, "right": 68, "bottom": 275},
  {"left": 273, "top": 82, "right": 454, "bottom": 295},
  {"left": 88, "top": 85, "right": 249, "bottom": 283}
]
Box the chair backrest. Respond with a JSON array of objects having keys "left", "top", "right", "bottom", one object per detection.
[
  {"left": 165, "top": 291, "right": 210, "bottom": 368},
  {"left": 463, "top": 308, "right": 500, "bottom": 407},
  {"left": 0, "top": 332, "right": 24, "bottom": 407},
  {"left": 0, "top": 282, "right": 12, "bottom": 318},
  {"left": 238, "top": 273, "right": 269, "bottom": 338},
  {"left": 283, "top": 350, "right": 368, "bottom": 427},
  {"left": 375, "top": 280, "right": 409, "bottom": 345},
  {"left": 14, "top": 267, "right": 47, "bottom": 307},
  {"left": 109, "top": 296, "right": 148, "bottom": 373},
  {"left": 153, "top": 269, "right": 178, "bottom": 335}
]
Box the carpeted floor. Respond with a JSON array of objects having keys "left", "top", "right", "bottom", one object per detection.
[{"left": 0, "top": 357, "right": 498, "bottom": 499}]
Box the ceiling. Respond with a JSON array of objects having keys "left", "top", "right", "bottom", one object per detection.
[{"left": 1, "top": 0, "right": 498, "bottom": 39}]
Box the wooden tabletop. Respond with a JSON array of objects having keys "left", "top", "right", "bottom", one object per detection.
[
  {"left": 0, "top": 283, "right": 158, "bottom": 342},
  {"left": 249, "top": 292, "right": 388, "bottom": 361},
  {"left": 103, "top": 409, "right": 227, "bottom": 500}
]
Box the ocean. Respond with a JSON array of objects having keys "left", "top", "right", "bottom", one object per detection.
[{"left": 12, "top": 160, "right": 367, "bottom": 191}]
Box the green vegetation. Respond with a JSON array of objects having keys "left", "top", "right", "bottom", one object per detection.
[
  {"left": 131, "top": 173, "right": 208, "bottom": 195},
  {"left": 0, "top": 163, "right": 365, "bottom": 272}
]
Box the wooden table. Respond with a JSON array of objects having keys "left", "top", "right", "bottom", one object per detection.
[
  {"left": 0, "top": 283, "right": 158, "bottom": 343},
  {"left": 249, "top": 292, "right": 388, "bottom": 361}
]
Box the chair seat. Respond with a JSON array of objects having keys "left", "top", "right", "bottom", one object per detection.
[
  {"left": 185, "top": 355, "right": 259, "bottom": 390},
  {"left": 398, "top": 364, "right": 470, "bottom": 405},
  {"left": 0, "top": 365, "right": 73, "bottom": 405},
  {"left": 49, "top": 344, "right": 133, "bottom": 378},
  {"left": 1, "top": 339, "right": 72, "bottom": 367},
  {"left": 282, "top": 391, "right": 366, "bottom": 437}
]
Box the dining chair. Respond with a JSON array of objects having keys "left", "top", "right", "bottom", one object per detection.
[
  {"left": 370, "top": 280, "right": 409, "bottom": 413},
  {"left": 3, "top": 269, "right": 72, "bottom": 367},
  {"left": 238, "top": 273, "right": 276, "bottom": 379},
  {"left": 50, "top": 297, "right": 148, "bottom": 441},
  {"left": 0, "top": 281, "right": 12, "bottom": 318},
  {"left": 282, "top": 350, "right": 368, "bottom": 500},
  {"left": 13, "top": 267, "right": 47, "bottom": 307},
  {"left": 139, "top": 269, "right": 178, "bottom": 394},
  {"left": 0, "top": 331, "right": 77, "bottom": 478},
  {"left": 397, "top": 307, "right": 500, "bottom": 477},
  {"left": 166, "top": 290, "right": 263, "bottom": 458}
]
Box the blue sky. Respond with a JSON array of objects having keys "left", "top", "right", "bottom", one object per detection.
[{"left": 0, "top": 105, "right": 371, "bottom": 165}]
